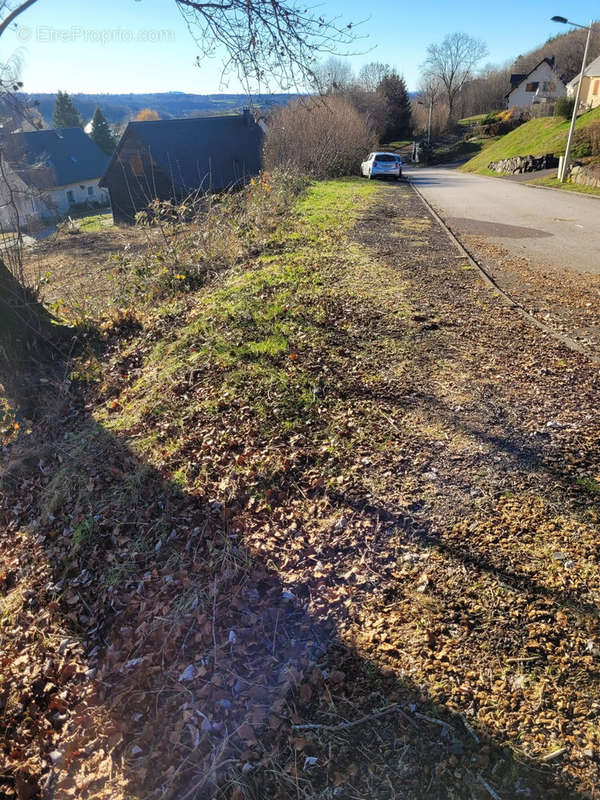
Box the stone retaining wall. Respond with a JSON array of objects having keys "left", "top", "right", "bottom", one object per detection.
[
  {"left": 488, "top": 154, "right": 558, "bottom": 174},
  {"left": 569, "top": 164, "right": 600, "bottom": 189}
]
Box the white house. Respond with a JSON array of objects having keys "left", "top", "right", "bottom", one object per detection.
[
  {"left": 506, "top": 58, "right": 566, "bottom": 111},
  {"left": 0, "top": 127, "right": 110, "bottom": 232}
]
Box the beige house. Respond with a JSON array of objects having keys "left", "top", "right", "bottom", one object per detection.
[{"left": 566, "top": 55, "right": 600, "bottom": 110}]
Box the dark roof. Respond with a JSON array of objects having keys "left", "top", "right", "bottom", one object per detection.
[
  {"left": 1, "top": 127, "right": 109, "bottom": 188},
  {"left": 101, "top": 112, "right": 262, "bottom": 192},
  {"left": 510, "top": 73, "right": 526, "bottom": 87}
]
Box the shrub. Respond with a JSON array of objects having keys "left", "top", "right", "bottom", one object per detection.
[
  {"left": 570, "top": 120, "right": 600, "bottom": 159},
  {"left": 588, "top": 120, "right": 600, "bottom": 155},
  {"left": 481, "top": 112, "right": 500, "bottom": 126},
  {"left": 571, "top": 129, "right": 593, "bottom": 158},
  {"left": 554, "top": 97, "right": 575, "bottom": 119},
  {"left": 264, "top": 96, "right": 377, "bottom": 178},
  {"left": 113, "top": 168, "right": 308, "bottom": 306}
]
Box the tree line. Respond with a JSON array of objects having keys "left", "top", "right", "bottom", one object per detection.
[
  {"left": 413, "top": 23, "right": 600, "bottom": 139},
  {"left": 52, "top": 91, "right": 164, "bottom": 155}
]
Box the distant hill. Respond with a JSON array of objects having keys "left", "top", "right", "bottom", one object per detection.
[
  {"left": 17, "top": 92, "right": 298, "bottom": 127},
  {"left": 512, "top": 22, "right": 600, "bottom": 82}
]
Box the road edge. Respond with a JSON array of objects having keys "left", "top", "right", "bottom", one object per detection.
[{"left": 407, "top": 177, "right": 600, "bottom": 364}]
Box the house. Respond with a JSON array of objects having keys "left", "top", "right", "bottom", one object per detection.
[
  {"left": 506, "top": 57, "right": 566, "bottom": 111},
  {"left": 566, "top": 54, "right": 600, "bottom": 111},
  {"left": 0, "top": 127, "right": 110, "bottom": 231},
  {"left": 99, "top": 111, "right": 263, "bottom": 224}
]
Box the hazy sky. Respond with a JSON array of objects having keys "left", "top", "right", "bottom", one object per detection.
[{"left": 4, "top": 0, "right": 599, "bottom": 95}]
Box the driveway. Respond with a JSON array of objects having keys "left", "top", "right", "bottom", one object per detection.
[{"left": 406, "top": 165, "right": 600, "bottom": 274}]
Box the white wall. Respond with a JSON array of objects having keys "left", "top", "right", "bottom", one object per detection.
[
  {"left": 507, "top": 62, "right": 566, "bottom": 109},
  {"left": 0, "top": 164, "right": 110, "bottom": 232},
  {"left": 0, "top": 160, "right": 53, "bottom": 232},
  {"left": 48, "top": 180, "right": 110, "bottom": 214}
]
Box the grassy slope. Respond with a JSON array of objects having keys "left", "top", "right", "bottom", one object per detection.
[
  {"left": 457, "top": 112, "right": 498, "bottom": 126},
  {"left": 103, "top": 178, "right": 382, "bottom": 482},
  {"left": 461, "top": 106, "right": 600, "bottom": 174}
]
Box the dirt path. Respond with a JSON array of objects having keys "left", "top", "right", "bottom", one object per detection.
[{"left": 250, "top": 182, "right": 600, "bottom": 798}]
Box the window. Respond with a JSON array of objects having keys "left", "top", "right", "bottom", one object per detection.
[
  {"left": 129, "top": 154, "right": 144, "bottom": 176},
  {"left": 525, "top": 82, "right": 539, "bottom": 92},
  {"left": 66, "top": 190, "right": 75, "bottom": 204},
  {"left": 87, "top": 186, "right": 94, "bottom": 196},
  {"left": 593, "top": 80, "right": 600, "bottom": 96},
  {"left": 374, "top": 154, "right": 397, "bottom": 162}
]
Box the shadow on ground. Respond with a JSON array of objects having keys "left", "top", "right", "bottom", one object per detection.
[{"left": 0, "top": 304, "right": 593, "bottom": 800}]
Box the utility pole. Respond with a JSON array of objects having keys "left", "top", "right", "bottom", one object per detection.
[
  {"left": 427, "top": 96, "right": 433, "bottom": 145},
  {"left": 551, "top": 16, "right": 593, "bottom": 182}
]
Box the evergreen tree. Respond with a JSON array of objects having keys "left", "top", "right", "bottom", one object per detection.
[
  {"left": 89, "top": 107, "right": 116, "bottom": 155},
  {"left": 52, "top": 90, "right": 83, "bottom": 129},
  {"left": 377, "top": 72, "right": 412, "bottom": 141}
]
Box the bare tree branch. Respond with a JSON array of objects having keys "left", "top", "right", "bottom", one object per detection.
[
  {"left": 0, "top": 0, "right": 39, "bottom": 38},
  {"left": 175, "top": 0, "right": 361, "bottom": 92}
]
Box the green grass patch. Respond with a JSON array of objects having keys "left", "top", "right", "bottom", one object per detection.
[
  {"left": 576, "top": 476, "right": 600, "bottom": 495},
  {"left": 461, "top": 107, "right": 600, "bottom": 174},
  {"left": 527, "top": 176, "right": 600, "bottom": 197},
  {"left": 428, "top": 137, "right": 498, "bottom": 165},
  {"left": 458, "top": 112, "right": 499, "bottom": 127},
  {"left": 381, "top": 140, "right": 411, "bottom": 150},
  {"left": 96, "top": 178, "right": 384, "bottom": 499},
  {"left": 69, "top": 211, "right": 113, "bottom": 232}
]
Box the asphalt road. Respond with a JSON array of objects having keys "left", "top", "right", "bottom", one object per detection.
[{"left": 405, "top": 165, "right": 600, "bottom": 274}]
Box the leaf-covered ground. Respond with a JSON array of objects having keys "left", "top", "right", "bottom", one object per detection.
[{"left": 2, "top": 178, "right": 600, "bottom": 799}]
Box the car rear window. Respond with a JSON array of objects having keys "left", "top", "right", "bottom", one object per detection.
[{"left": 374, "top": 154, "right": 397, "bottom": 162}]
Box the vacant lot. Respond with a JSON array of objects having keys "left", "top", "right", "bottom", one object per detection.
[
  {"left": 21, "top": 220, "right": 162, "bottom": 316},
  {"left": 2, "top": 178, "right": 600, "bottom": 800}
]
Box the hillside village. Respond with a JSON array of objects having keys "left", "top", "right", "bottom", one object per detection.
[{"left": 2, "top": 4, "right": 600, "bottom": 800}]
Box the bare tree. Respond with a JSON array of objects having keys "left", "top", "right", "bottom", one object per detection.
[
  {"left": 422, "top": 32, "right": 488, "bottom": 119},
  {"left": 357, "top": 61, "right": 391, "bottom": 92},
  {"left": 176, "top": 0, "right": 359, "bottom": 91},
  {"left": 457, "top": 62, "right": 512, "bottom": 117},
  {"left": 311, "top": 56, "right": 354, "bottom": 93},
  {"left": 513, "top": 23, "right": 600, "bottom": 83},
  {"left": 412, "top": 77, "right": 446, "bottom": 140},
  {"left": 264, "top": 95, "right": 376, "bottom": 177}
]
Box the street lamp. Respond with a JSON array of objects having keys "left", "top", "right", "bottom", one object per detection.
[{"left": 551, "top": 15, "right": 593, "bottom": 182}]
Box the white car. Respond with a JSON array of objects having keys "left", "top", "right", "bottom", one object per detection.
[{"left": 360, "top": 152, "right": 403, "bottom": 180}]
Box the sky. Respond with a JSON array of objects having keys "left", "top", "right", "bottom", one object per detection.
[{"left": 3, "top": 0, "right": 599, "bottom": 95}]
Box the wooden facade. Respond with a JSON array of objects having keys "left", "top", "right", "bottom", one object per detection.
[{"left": 100, "top": 113, "right": 263, "bottom": 224}]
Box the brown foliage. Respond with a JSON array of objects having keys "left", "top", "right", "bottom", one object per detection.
[
  {"left": 134, "top": 108, "right": 160, "bottom": 121},
  {"left": 264, "top": 97, "right": 377, "bottom": 178}
]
